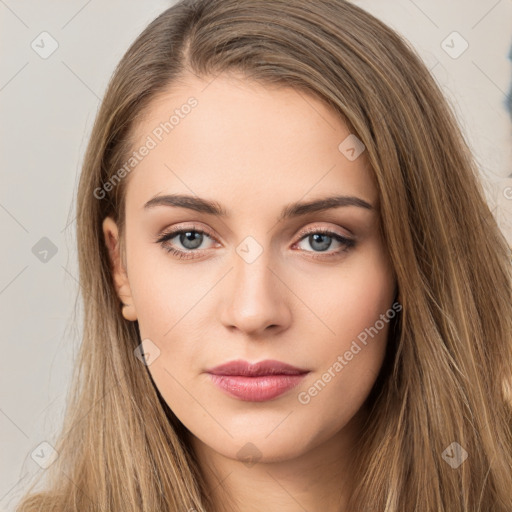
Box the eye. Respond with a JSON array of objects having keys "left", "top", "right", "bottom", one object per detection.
[
  {"left": 293, "top": 227, "right": 356, "bottom": 259},
  {"left": 154, "top": 224, "right": 218, "bottom": 260},
  {"left": 154, "top": 225, "right": 356, "bottom": 260}
]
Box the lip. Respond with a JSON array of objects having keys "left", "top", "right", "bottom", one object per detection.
[{"left": 205, "top": 359, "right": 310, "bottom": 402}]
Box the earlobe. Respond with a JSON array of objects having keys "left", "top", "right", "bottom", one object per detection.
[{"left": 102, "top": 216, "right": 138, "bottom": 322}]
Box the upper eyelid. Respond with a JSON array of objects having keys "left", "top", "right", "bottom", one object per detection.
[
  {"left": 159, "top": 224, "right": 218, "bottom": 242},
  {"left": 157, "top": 224, "right": 353, "bottom": 246}
]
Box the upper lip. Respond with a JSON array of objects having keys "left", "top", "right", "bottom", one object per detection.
[{"left": 205, "top": 359, "right": 309, "bottom": 376}]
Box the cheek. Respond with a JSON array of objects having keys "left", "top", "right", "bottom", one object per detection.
[
  {"left": 124, "top": 246, "right": 209, "bottom": 408},
  {"left": 296, "top": 283, "right": 394, "bottom": 439},
  {"left": 296, "top": 243, "right": 395, "bottom": 351},
  {"left": 127, "top": 238, "right": 200, "bottom": 337},
  {"left": 293, "top": 243, "right": 394, "bottom": 411}
]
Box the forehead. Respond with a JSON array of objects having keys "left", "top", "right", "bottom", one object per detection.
[{"left": 124, "top": 73, "right": 378, "bottom": 215}]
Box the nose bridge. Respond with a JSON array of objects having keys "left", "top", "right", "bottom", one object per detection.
[
  {"left": 233, "top": 234, "right": 277, "bottom": 303},
  {"left": 219, "top": 233, "right": 290, "bottom": 334}
]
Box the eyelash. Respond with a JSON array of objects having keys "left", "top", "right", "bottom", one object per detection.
[{"left": 154, "top": 224, "right": 356, "bottom": 261}]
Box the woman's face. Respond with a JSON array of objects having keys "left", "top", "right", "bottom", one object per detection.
[{"left": 103, "top": 72, "right": 397, "bottom": 464}]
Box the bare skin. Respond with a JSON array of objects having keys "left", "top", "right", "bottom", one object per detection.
[{"left": 103, "top": 72, "right": 397, "bottom": 512}]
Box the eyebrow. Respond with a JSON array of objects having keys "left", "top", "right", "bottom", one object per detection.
[{"left": 143, "top": 193, "right": 374, "bottom": 221}]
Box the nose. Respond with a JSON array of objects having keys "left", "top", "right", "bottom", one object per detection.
[{"left": 219, "top": 246, "right": 292, "bottom": 337}]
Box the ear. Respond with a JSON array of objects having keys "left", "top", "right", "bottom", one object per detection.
[{"left": 102, "top": 216, "right": 138, "bottom": 322}]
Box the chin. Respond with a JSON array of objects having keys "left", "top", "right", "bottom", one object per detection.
[{"left": 196, "top": 424, "right": 320, "bottom": 465}]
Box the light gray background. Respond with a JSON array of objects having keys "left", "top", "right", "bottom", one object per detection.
[{"left": 1, "top": 1, "right": 511, "bottom": 510}]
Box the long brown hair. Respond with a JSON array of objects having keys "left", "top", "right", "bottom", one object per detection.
[{"left": 16, "top": 0, "right": 512, "bottom": 510}]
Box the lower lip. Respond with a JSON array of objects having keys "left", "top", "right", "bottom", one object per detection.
[{"left": 208, "top": 373, "right": 308, "bottom": 402}]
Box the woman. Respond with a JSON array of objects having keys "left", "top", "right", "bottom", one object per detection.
[{"left": 17, "top": 0, "right": 512, "bottom": 510}]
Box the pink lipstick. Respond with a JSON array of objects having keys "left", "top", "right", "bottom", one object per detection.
[{"left": 205, "top": 359, "right": 310, "bottom": 402}]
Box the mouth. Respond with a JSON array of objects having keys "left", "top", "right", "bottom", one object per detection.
[{"left": 205, "top": 359, "right": 310, "bottom": 402}]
